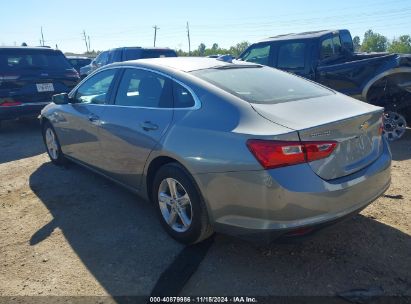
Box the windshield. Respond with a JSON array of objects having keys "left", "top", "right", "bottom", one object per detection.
[
  {"left": 191, "top": 66, "right": 333, "bottom": 104},
  {"left": 0, "top": 49, "right": 72, "bottom": 71}
]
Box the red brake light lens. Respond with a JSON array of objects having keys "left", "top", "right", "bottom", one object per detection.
[
  {"left": 246, "top": 140, "right": 337, "bottom": 169},
  {"left": 0, "top": 100, "right": 22, "bottom": 107}
]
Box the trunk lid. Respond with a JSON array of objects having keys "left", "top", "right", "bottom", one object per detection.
[{"left": 252, "top": 93, "right": 384, "bottom": 180}]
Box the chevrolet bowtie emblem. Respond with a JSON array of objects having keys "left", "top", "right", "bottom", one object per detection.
[{"left": 360, "top": 121, "right": 370, "bottom": 130}]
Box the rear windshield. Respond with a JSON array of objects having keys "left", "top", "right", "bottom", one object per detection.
[
  {"left": 191, "top": 66, "right": 333, "bottom": 104},
  {"left": 68, "top": 58, "right": 91, "bottom": 67},
  {"left": 0, "top": 49, "right": 72, "bottom": 71}
]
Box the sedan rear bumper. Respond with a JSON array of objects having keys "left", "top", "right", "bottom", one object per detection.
[
  {"left": 194, "top": 138, "right": 391, "bottom": 242},
  {"left": 0, "top": 102, "right": 49, "bottom": 120}
]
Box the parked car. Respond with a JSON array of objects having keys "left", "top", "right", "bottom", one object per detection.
[
  {"left": 0, "top": 47, "right": 79, "bottom": 126},
  {"left": 40, "top": 57, "right": 391, "bottom": 244},
  {"left": 239, "top": 29, "right": 411, "bottom": 140},
  {"left": 66, "top": 56, "right": 92, "bottom": 73},
  {"left": 81, "top": 47, "right": 178, "bottom": 78}
]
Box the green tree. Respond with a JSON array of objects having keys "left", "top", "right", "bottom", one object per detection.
[
  {"left": 360, "top": 30, "right": 388, "bottom": 52},
  {"left": 388, "top": 35, "right": 411, "bottom": 54},
  {"left": 352, "top": 36, "right": 361, "bottom": 52},
  {"left": 229, "top": 41, "right": 250, "bottom": 57},
  {"left": 198, "top": 43, "right": 206, "bottom": 56}
]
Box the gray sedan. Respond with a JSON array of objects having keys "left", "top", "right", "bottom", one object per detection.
[{"left": 40, "top": 57, "right": 391, "bottom": 244}]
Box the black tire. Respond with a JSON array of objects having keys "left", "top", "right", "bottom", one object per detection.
[
  {"left": 42, "top": 121, "right": 66, "bottom": 165},
  {"left": 152, "top": 163, "right": 214, "bottom": 244}
]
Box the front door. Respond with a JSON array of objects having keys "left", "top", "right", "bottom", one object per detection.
[{"left": 53, "top": 69, "right": 118, "bottom": 169}]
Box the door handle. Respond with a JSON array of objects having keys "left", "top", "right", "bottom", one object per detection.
[
  {"left": 88, "top": 114, "right": 101, "bottom": 124},
  {"left": 140, "top": 121, "right": 159, "bottom": 131}
]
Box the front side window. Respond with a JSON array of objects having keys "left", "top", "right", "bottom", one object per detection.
[
  {"left": 75, "top": 69, "right": 116, "bottom": 104},
  {"left": 277, "top": 42, "right": 306, "bottom": 69},
  {"left": 115, "top": 69, "right": 173, "bottom": 108},
  {"left": 241, "top": 44, "right": 271, "bottom": 65},
  {"left": 191, "top": 66, "right": 332, "bottom": 104}
]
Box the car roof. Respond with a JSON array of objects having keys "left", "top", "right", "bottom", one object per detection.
[
  {"left": 259, "top": 30, "right": 340, "bottom": 42},
  {"left": 0, "top": 46, "right": 59, "bottom": 51},
  {"left": 109, "top": 57, "right": 259, "bottom": 72},
  {"left": 66, "top": 56, "right": 91, "bottom": 59},
  {"left": 110, "top": 47, "right": 173, "bottom": 51}
]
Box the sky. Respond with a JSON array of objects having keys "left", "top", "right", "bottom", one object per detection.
[{"left": 1, "top": 0, "right": 411, "bottom": 53}]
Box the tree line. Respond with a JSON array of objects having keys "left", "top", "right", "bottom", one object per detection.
[
  {"left": 67, "top": 29, "right": 411, "bottom": 58},
  {"left": 353, "top": 29, "right": 411, "bottom": 53}
]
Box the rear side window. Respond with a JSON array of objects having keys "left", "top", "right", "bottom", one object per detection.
[
  {"left": 173, "top": 82, "right": 195, "bottom": 108},
  {"left": 123, "top": 49, "right": 142, "bottom": 61},
  {"left": 115, "top": 69, "right": 173, "bottom": 108},
  {"left": 241, "top": 44, "right": 271, "bottom": 65},
  {"left": 277, "top": 42, "right": 306, "bottom": 69},
  {"left": 0, "top": 49, "right": 72, "bottom": 71},
  {"left": 191, "top": 66, "right": 332, "bottom": 104},
  {"left": 320, "top": 38, "right": 334, "bottom": 59},
  {"left": 141, "top": 50, "right": 177, "bottom": 59}
]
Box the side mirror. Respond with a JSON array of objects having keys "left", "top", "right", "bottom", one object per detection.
[{"left": 52, "top": 93, "right": 70, "bottom": 105}]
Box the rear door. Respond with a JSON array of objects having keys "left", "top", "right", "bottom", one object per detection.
[
  {"left": 97, "top": 68, "right": 174, "bottom": 189},
  {"left": 53, "top": 68, "right": 119, "bottom": 168}
]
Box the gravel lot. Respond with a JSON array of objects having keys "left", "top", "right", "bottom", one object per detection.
[{"left": 0, "top": 119, "right": 410, "bottom": 301}]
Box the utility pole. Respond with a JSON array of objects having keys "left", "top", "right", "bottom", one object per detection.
[
  {"left": 40, "top": 27, "right": 45, "bottom": 46},
  {"left": 186, "top": 22, "right": 191, "bottom": 55},
  {"left": 82, "top": 30, "right": 89, "bottom": 53},
  {"left": 153, "top": 25, "right": 159, "bottom": 47}
]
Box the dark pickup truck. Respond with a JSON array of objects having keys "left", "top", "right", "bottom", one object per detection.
[{"left": 239, "top": 29, "right": 411, "bottom": 140}]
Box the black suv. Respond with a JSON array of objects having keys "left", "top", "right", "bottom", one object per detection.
[
  {"left": 66, "top": 56, "right": 92, "bottom": 73},
  {"left": 85, "top": 47, "right": 177, "bottom": 76},
  {"left": 0, "top": 47, "right": 79, "bottom": 125}
]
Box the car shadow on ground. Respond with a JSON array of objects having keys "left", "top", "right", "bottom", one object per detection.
[
  {"left": 29, "top": 161, "right": 183, "bottom": 297},
  {"left": 389, "top": 129, "right": 411, "bottom": 161},
  {"left": 30, "top": 160, "right": 411, "bottom": 298},
  {"left": 181, "top": 215, "right": 411, "bottom": 297},
  {"left": 0, "top": 120, "right": 45, "bottom": 163}
]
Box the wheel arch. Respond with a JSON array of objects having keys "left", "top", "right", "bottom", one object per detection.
[
  {"left": 362, "top": 67, "right": 411, "bottom": 102},
  {"left": 144, "top": 154, "right": 214, "bottom": 222}
]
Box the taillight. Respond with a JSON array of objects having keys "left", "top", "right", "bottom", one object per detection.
[
  {"left": 246, "top": 140, "right": 338, "bottom": 169},
  {"left": 379, "top": 114, "right": 384, "bottom": 136},
  {"left": 65, "top": 71, "right": 80, "bottom": 78},
  {"left": 0, "top": 100, "right": 22, "bottom": 107}
]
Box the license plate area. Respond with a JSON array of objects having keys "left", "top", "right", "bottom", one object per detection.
[{"left": 36, "top": 83, "right": 54, "bottom": 92}]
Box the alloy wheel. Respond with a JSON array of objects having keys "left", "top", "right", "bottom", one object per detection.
[
  {"left": 45, "top": 128, "right": 59, "bottom": 160},
  {"left": 383, "top": 111, "right": 407, "bottom": 141},
  {"left": 158, "top": 178, "right": 193, "bottom": 233}
]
